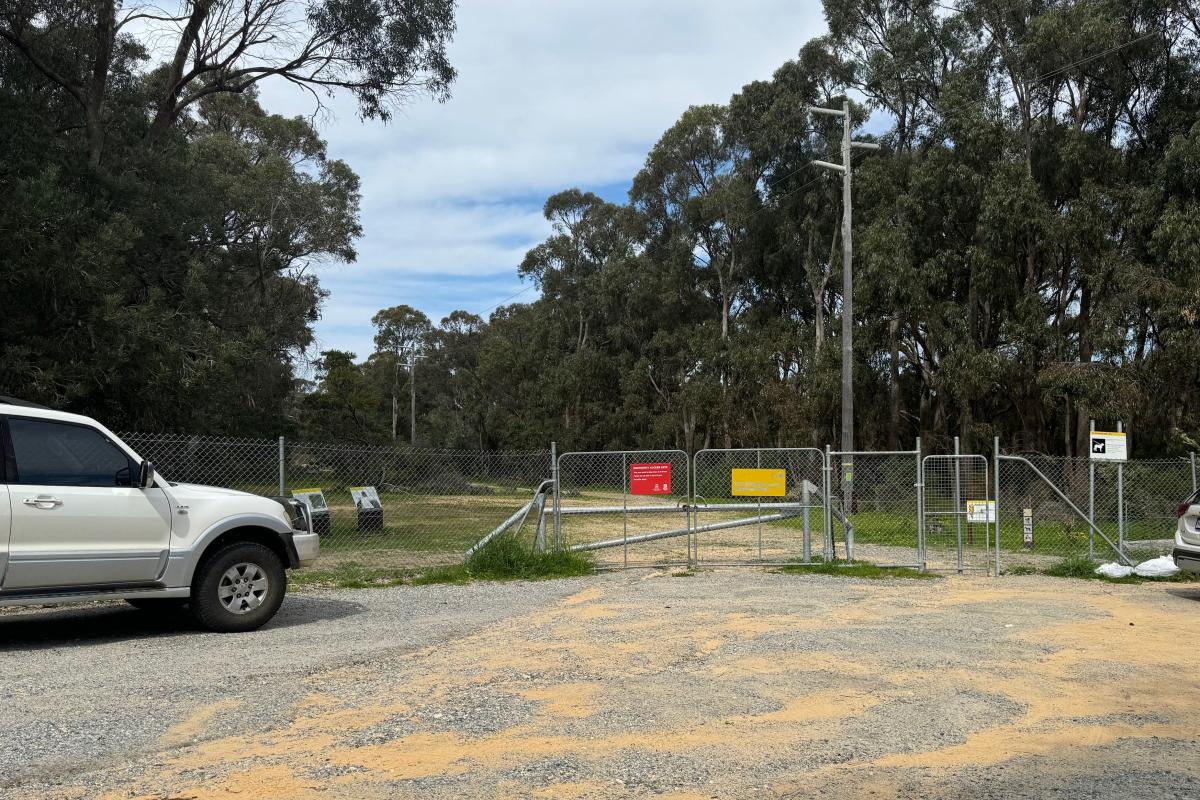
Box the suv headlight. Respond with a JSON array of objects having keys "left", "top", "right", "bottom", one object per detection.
[{"left": 269, "top": 496, "right": 311, "bottom": 533}]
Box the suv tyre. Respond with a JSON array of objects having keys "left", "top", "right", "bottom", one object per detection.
[{"left": 190, "top": 542, "right": 287, "bottom": 633}]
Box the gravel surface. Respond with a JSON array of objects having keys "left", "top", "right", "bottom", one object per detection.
[{"left": 2, "top": 571, "right": 1199, "bottom": 799}]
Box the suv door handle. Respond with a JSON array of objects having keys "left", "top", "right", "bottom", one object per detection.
[{"left": 22, "top": 495, "right": 63, "bottom": 509}]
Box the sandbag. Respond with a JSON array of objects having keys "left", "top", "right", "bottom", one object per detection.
[
  {"left": 1095, "top": 562, "right": 1133, "bottom": 578},
  {"left": 1133, "top": 555, "right": 1180, "bottom": 578}
]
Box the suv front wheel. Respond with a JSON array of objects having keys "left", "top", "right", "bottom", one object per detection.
[{"left": 191, "top": 542, "right": 287, "bottom": 632}]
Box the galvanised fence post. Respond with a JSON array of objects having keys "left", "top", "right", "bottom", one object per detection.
[
  {"left": 278, "top": 435, "right": 285, "bottom": 496},
  {"left": 551, "top": 441, "right": 560, "bottom": 552}
]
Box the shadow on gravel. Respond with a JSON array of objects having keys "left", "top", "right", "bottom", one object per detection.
[
  {"left": 1166, "top": 587, "right": 1200, "bottom": 603},
  {"left": 0, "top": 595, "right": 364, "bottom": 650}
]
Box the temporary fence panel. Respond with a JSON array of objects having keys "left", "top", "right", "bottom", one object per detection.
[
  {"left": 120, "top": 430, "right": 1199, "bottom": 576},
  {"left": 284, "top": 443, "right": 549, "bottom": 567},
  {"left": 995, "top": 454, "right": 1134, "bottom": 571},
  {"left": 921, "top": 455, "right": 991, "bottom": 572},
  {"left": 555, "top": 450, "right": 692, "bottom": 568},
  {"left": 691, "top": 448, "right": 827, "bottom": 565},
  {"left": 829, "top": 449, "right": 922, "bottom": 568}
]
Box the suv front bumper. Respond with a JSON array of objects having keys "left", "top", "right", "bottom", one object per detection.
[{"left": 293, "top": 532, "right": 320, "bottom": 567}]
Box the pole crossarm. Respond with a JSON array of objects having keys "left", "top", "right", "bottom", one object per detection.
[
  {"left": 807, "top": 105, "right": 846, "bottom": 117},
  {"left": 811, "top": 159, "right": 845, "bottom": 173}
]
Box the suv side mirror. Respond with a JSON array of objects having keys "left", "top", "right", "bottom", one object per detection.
[{"left": 138, "top": 460, "right": 156, "bottom": 489}]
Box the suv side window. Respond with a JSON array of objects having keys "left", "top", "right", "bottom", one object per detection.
[{"left": 7, "top": 418, "right": 135, "bottom": 487}]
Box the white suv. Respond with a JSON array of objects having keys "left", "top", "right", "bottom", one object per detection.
[
  {"left": 1174, "top": 489, "right": 1200, "bottom": 575},
  {"left": 0, "top": 400, "right": 318, "bottom": 632}
]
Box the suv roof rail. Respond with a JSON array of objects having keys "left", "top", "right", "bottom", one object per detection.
[{"left": 0, "top": 396, "right": 50, "bottom": 409}]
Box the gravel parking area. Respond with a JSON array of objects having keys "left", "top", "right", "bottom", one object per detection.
[{"left": 3, "top": 571, "right": 1200, "bottom": 799}]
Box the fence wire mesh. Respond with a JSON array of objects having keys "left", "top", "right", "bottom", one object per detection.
[
  {"left": 831, "top": 451, "right": 921, "bottom": 567},
  {"left": 996, "top": 454, "right": 1196, "bottom": 571},
  {"left": 554, "top": 450, "right": 691, "bottom": 568},
  {"left": 922, "top": 456, "right": 991, "bottom": 572},
  {"left": 117, "top": 431, "right": 1198, "bottom": 575},
  {"left": 120, "top": 432, "right": 551, "bottom": 570},
  {"left": 691, "top": 448, "right": 826, "bottom": 565}
]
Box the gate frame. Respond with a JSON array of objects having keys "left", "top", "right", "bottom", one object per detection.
[
  {"left": 921, "top": 451, "right": 992, "bottom": 573},
  {"left": 829, "top": 444, "right": 924, "bottom": 570},
  {"left": 690, "top": 447, "right": 830, "bottom": 566},
  {"left": 554, "top": 448, "right": 692, "bottom": 568}
]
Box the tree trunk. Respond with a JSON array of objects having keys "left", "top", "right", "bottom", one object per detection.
[
  {"left": 147, "top": 0, "right": 215, "bottom": 143},
  {"left": 85, "top": 1, "right": 116, "bottom": 167}
]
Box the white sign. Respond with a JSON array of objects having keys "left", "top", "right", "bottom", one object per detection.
[
  {"left": 291, "top": 488, "right": 328, "bottom": 512},
  {"left": 1022, "top": 507, "right": 1033, "bottom": 549},
  {"left": 966, "top": 500, "right": 995, "bottom": 524},
  {"left": 349, "top": 486, "right": 382, "bottom": 510},
  {"left": 1090, "top": 431, "right": 1127, "bottom": 462}
]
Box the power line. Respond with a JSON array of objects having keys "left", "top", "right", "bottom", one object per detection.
[
  {"left": 474, "top": 283, "right": 536, "bottom": 317},
  {"left": 928, "top": 2, "right": 1163, "bottom": 101}
]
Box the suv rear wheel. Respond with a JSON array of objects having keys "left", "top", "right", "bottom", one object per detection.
[{"left": 191, "top": 542, "right": 287, "bottom": 632}]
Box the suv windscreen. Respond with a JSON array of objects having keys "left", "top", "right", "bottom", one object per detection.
[{"left": 7, "top": 418, "right": 134, "bottom": 487}]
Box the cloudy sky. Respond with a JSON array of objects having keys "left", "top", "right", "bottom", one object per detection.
[{"left": 262, "top": 1, "right": 829, "bottom": 362}]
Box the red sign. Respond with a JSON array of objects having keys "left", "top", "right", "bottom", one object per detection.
[{"left": 630, "top": 462, "right": 672, "bottom": 495}]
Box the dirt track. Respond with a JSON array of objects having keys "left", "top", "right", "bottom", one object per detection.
[{"left": 4, "top": 571, "right": 1200, "bottom": 799}]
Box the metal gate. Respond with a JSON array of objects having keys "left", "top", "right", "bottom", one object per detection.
[
  {"left": 921, "top": 455, "right": 992, "bottom": 572},
  {"left": 553, "top": 450, "right": 692, "bottom": 568},
  {"left": 691, "top": 448, "right": 828, "bottom": 565},
  {"left": 829, "top": 449, "right": 922, "bottom": 567}
]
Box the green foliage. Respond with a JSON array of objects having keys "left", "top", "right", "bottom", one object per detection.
[
  {"left": 0, "top": 0, "right": 456, "bottom": 433},
  {"left": 408, "top": 537, "right": 594, "bottom": 585},
  {"left": 298, "top": 0, "right": 1200, "bottom": 456},
  {"left": 778, "top": 560, "right": 937, "bottom": 580},
  {"left": 292, "top": 537, "right": 594, "bottom": 589},
  {"left": 6, "top": 0, "right": 1200, "bottom": 458},
  {"left": 1032, "top": 555, "right": 1200, "bottom": 584},
  {"left": 1041, "top": 554, "right": 1112, "bottom": 579}
]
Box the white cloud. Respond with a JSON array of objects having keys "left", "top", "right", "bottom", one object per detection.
[{"left": 260, "top": 0, "right": 829, "bottom": 360}]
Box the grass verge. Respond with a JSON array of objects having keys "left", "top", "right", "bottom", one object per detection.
[
  {"left": 776, "top": 560, "right": 937, "bottom": 580},
  {"left": 292, "top": 535, "right": 594, "bottom": 590},
  {"left": 1004, "top": 553, "right": 1199, "bottom": 584}
]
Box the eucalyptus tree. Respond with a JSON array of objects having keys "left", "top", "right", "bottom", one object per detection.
[
  {"left": 0, "top": 0, "right": 457, "bottom": 167},
  {"left": 371, "top": 304, "right": 432, "bottom": 441}
]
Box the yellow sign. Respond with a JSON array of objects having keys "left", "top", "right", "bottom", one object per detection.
[{"left": 731, "top": 468, "right": 787, "bottom": 497}]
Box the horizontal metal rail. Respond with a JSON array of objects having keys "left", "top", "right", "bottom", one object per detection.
[
  {"left": 567, "top": 508, "right": 805, "bottom": 553},
  {"left": 546, "top": 504, "right": 683, "bottom": 516},
  {"left": 464, "top": 479, "right": 553, "bottom": 561},
  {"left": 547, "top": 501, "right": 821, "bottom": 516}
]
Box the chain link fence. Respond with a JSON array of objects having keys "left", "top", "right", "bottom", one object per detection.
[
  {"left": 995, "top": 453, "right": 1197, "bottom": 572},
  {"left": 121, "top": 432, "right": 551, "bottom": 570},
  {"left": 831, "top": 450, "right": 922, "bottom": 568},
  {"left": 118, "top": 431, "right": 1198, "bottom": 575},
  {"left": 554, "top": 450, "right": 692, "bottom": 568},
  {"left": 692, "top": 448, "right": 827, "bottom": 565}
]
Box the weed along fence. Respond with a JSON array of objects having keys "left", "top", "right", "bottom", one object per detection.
[{"left": 119, "top": 432, "right": 1199, "bottom": 575}]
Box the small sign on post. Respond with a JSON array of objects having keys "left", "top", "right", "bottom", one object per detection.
[
  {"left": 630, "top": 463, "right": 672, "bottom": 495},
  {"left": 966, "top": 500, "right": 995, "bottom": 524},
  {"left": 1022, "top": 507, "right": 1034, "bottom": 549},
  {"left": 732, "top": 468, "right": 787, "bottom": 497},
  {"left": 1090, "top": 431, "right": 1127, "bottom": 462},
  {"left": 349, "top": 486, "right": 384, "bottom": 532}
]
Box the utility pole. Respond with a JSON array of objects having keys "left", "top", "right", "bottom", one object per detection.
[
  {"left": 408, "top": 355, "right": 427, "bottom": 446},
  {"left": 410, "top": 356, "right": 417, "bottom": 445},
  {"left": 810, "top": 99, "right": 879, "bottom": 512}
]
